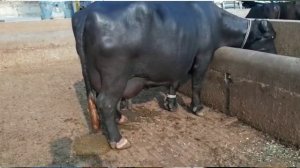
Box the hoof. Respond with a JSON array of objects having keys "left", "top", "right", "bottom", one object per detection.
[
  {"left": 191, "top": 105, "right": 204, "bottom": 115},
  {"left": 164, "top": 101, "right": 178, "bottom": 112},
  {"left": 163, "top": 101, "right": 168, "bottom": 110},
  {"left": 168, "top": 105, "right": 178, "bottom": 112},
  {"left": 195, "top": 110, "right": 205, "bottom": 116},
  {"left": 117, "top": 115, "right": 128, "bottom": 125},
  {"left": 110, "top": 138, "right": 131, "bottom": 150}
]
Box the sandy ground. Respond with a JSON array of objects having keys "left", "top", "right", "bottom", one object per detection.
[{"left": 0, "top": 59, "right": 299, "bottom": 167}]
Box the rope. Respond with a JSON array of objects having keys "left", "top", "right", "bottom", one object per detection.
[{"left": 241, "top": 19, "right": 252, "bottom": 49}]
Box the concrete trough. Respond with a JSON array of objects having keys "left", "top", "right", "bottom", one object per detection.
[
  {"left": 179, "top": 47, "right": 300, "bottom": 147},
  {"left": 270, "top": 20, "right": 300, "bottom": 58}
]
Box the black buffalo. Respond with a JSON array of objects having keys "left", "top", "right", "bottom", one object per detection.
[
  {"left": 72, "top": 2, "right": 277, "bottom": 149},
  {"left": 244, "top": 1, "right": 300, "bottom": 20}
]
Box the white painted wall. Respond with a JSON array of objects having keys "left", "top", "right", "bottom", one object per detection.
[
  {"left": 0, "top": 1, "right": 41, "bottom": 22},
  {"left": 0, "top": 1, "right": 41, "bottom": 17}
]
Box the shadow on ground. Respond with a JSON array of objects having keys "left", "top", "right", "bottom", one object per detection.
[
  {"left": 73, "top": 80, "right": 93, "bottom": 133},
  {"left": 73, "top": 79, "right": 189, "bottom": 119}
]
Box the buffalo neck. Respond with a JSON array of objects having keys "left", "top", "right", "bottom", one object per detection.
[{"left": 219, "top": 9, "right": 249, "bottom": 49}]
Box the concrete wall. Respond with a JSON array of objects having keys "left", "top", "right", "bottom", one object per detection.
[
  {"left": 179, "top": 47, "right": 300, "bottom": 147},
  {"left": 270, "top": 20, "right": 300, "bottom": 58}
]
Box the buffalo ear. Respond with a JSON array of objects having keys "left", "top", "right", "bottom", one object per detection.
[{"left": 259, "top": 20, "right": 269, "bottom": 33}]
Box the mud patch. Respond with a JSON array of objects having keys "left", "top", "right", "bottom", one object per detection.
[
  {"left": 121, "top": 106, "right": 161, "bottom": 123},
  {"left": 73, "top": 133, "right": 110, "bottom": 156},
  {"left": 119, "top": 124, "right": 139, "bottom": 131}
]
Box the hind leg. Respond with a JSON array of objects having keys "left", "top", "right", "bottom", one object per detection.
[
  {"left": 94, "top": 63, "right": 134, "bottom": 149},
  {"left": 96, "top": 92, "right": 130, "bottom": 149},
  {"left": 96, "top": 82, "right": 132, "bottom": 149},
  {"left": 115, "top": 98, "right": 128, "bottom": 125},
  {"left": 126, "top": 99, "right": 133, "bottom": 110},
  {"left": 115, "top": 78, "right": 145, "bottom": 125},
  {"left": 117, "top": 98, "right": 132, "bottom": 111},
  {"left": 115, "top": 77, "right": 145, "bottom": 125},
  {"left": 164, "top": 82, "right": 180, "bottom": 112},
  {"left": 123, "top": 98, "right": 133, "bottom": 110}
]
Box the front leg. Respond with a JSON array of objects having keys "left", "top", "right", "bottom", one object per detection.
[
  {"left": 190, "top": 81, "right": 204, "bottom": 115},
  {"left": 164, "top": 82, "right": 180, "bottom": 112},
  {"left": 190, "top": 52, "right": 212, "bottom": 116}
]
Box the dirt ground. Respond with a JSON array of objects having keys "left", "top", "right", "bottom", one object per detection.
[{"left": 0, "top": 59, "right": 299, "bottom": 167}]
